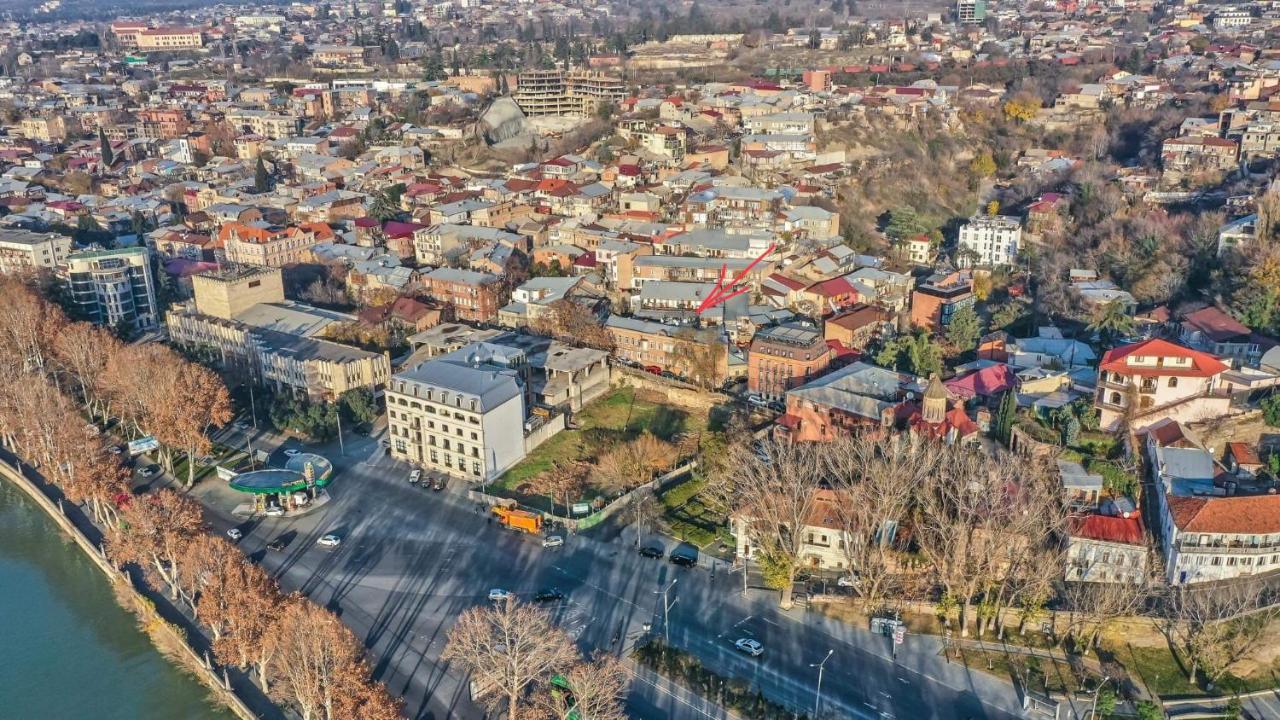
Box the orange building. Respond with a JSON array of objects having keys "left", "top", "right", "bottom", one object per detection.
[
  {"left": 910, "top": 270, "right": 974, "bottom": 332},
  {"left": 748, "top": 322, "right": 830, "bottom": 400}
]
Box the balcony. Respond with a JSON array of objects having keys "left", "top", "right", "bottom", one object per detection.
[{"left": 1177, "top": 540, "right": 1280, "bottom": 555}]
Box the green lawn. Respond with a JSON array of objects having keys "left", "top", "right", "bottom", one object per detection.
[
  {"left": 492, "top": 386, "right": 715, "bottom": 510},
  {"left": 1115, "top": 642, "right": 1280, "bottom": 698},
  {"left": 657, "top": 473, "right": 732, "bottom": 550}
]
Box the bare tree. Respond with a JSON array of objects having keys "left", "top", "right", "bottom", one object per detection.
[
  {"left": 268, "top": 595, "right": 365, "bottom": 720},
  {"left": 443, "top": 598, "right": 578, "bottom": 720},
  {"left": 1167, "top": 581, "right": 1280, "bottom": 683},
  {"left": 1061, "top": 577, "right": 1152, "bottom": 651},
  {"left": 543, "top": 654, "right": 630, "bottom": 720},
  {"left": 723, "top": 437, "right": 826, "bottom": 609},
  {"left": 592, "top": 432, "right": 674, "bottom": 496},
  {"left": 824, "top": 433, "right": 938, "bottom": 607}
]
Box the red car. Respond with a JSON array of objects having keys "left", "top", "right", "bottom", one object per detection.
[{"left": 644, "top": 365, "right": 662, "bottom": 375}]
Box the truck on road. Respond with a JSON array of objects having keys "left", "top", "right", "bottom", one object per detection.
[{"left": 493, "top": 507, "right": 542, "bottom": 534}]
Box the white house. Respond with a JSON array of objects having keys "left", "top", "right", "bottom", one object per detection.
[{"left": 957, "top": 215, "right": 1022, "bottom": 267}]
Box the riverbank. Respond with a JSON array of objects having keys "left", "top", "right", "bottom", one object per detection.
[
  {"left": 0, "top": 457, "right": 274, "bottom": 720},
  {"left": 0, "top": 478, "right": 233, "bottom": 719}
]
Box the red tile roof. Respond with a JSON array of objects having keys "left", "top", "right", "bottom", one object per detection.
[
  {"left": 1167, "top": 494, "right": 1280, "bottom": 534},
  {"left": 1099, "top": 339, "right": 1228, "bottom": 378},
  {"left": 945, "top": 364, "right": 1018, "bottom": 399},
  {"left": 1182, "top": 306, "right": 1250, "bottom": 343},
  {"left": 1070, "top": 514, "right": 1144, "bottom": 545}
]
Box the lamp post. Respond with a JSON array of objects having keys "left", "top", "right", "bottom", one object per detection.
[
  {"left": 810, "top": 649, "right": 834, "bottom": 718},
  {"left": 654, "top": 578, "right": 678, "bottom": 645},
  {"left": 1087, "top": 675, "right": 1111, "bottom": 720}
]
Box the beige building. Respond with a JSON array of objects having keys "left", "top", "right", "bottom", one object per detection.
[
  {"left": 1094, "top": 339, "right": 1231, "bottom": 432},
  {"left": 514, "top": 69, "right": 625, "bottom": 117},
  {"left": 136, "top": 27, "right": 204, "bottom": 50},
  {"left": 219, "top": 221, "right": 334, "bottom": 268},
  {"left": 0, "top": 229, "right": 72, "bottom": 274},
  {"left": 19, "top": 116, "right": 67, "bottom": 142},
  {"left": 386, "top": 345, "right": 529, "bottom": 482},
  {"left": 169, "top": 265, "right": 390, "bottom": 401}
]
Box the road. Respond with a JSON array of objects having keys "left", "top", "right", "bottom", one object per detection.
[{"left": 192, "top": 422, "right": 1032, "bottom": 720}]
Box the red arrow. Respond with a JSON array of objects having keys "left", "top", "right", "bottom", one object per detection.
[{"left": 695, "top": 243, "right": 776, "bottom": 314}]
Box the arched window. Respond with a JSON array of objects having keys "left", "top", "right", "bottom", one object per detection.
[
  {"left": 1109, "top": 391, "right": 1122, "bottom": 405},
  {"left": 1168, "top": 376, "right": 1179, "bottom": 388}
]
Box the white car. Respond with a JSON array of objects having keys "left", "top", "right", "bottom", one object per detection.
[
  {"left": 734, "top": 638, "right": 764, "bottom": 657},
  {"left": 226, "top": 528, "right": 243, "bottom": 541},
  {"left": 264, "top": 506, "right": 285, "bottom": 517},
  {"left": 409, "top": 469, "right": 422, "bottom": 483},
  {"left": 488, "top": 588, "right": 512, "bottom": 601},
  {"left": 837, "top": 574, "right": 860, "bottom": 588},
  {"left": 317, "top": 534, "right": 341, "bottom": 548},
  {"left": 283, "top": 448, "right": 301, "bottom": 457},
  {"left": 542, "top": 535, "right": 564, "bottom": 549}
]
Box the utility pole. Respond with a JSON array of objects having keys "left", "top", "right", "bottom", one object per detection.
[
  {"left": 335, "top": 404, "right": 345, "bottom": 456},
  {"left": 654, "top": 578, "right": 678, "bottom": 645},
  {"left": 810, "top": 649, "right": 834, "bottom": 719}
]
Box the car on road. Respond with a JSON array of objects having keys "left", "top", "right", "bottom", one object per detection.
[
  {"left": 264, "top": 506, "right": 285, "bottom": 517},
  {"left": 317, "top": 534, "right": 342, "bottom": 548},
  {"left": 267, "top": 537, "right": 288, "bottom": 551},
  {"left": 226, "top": 528, "right": 243, "bottom": 541},
  {"left": 542, "top": 535, "right": 564, "bottom": 549},
  {"left": 638, "top": 545, "right": 664, "bottom": 559},
  {"left": 283, "top": 448, "right": 301, "bottom": 457},
  {"left": 734, "top": 638, "right": 764, "bottom": 657},
  {"left": 138, "top": 464, "right": 161, "bottom": 478},
  {"left": 767, "top": 400, "right": 786, "bottom": 413},
  {"left": 837, "top": 574, "right": 860, "bottom": 588},
  {"left": 488, "top": 588, "right": 511, "bottom": 601},
  {"left": 746, "top": 394, "right": 769, "bottom": 409},
  {"left": 106, "top": 445, "right": 124, "bottom": 455},
  {"left": 644, "top": 365, "right": 662, "bottom": 375},
  {"left": 232, "top": 421, "right": 249, "bottom": 431},
  {"left": 409, "top": 469, "right": 421, "bottom": 483},
  {"left": 432, "top": 476, "right": 446, "bottom": 491},
  {"left": 533, "top": 588, "right": 564, "bottom": 603},
  {"left": 669, "top": 553, "right": 696, "bottom": 568}
]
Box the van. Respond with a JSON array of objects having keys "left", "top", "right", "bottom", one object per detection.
[{"left": 746, "top": 394, "right": 769, "bottom": 409}]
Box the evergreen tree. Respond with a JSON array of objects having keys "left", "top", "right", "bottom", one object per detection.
[
  {"left": 945, "top": 305, "right": 984, "bottom": 353},
  {"left": 993, "top": 390, "right": 1017, "bottom": 444},
  {"left": 254, "top": 156, "right": 271, "bottom": 193},
  {"left": 98, "top": 127, "right": 113, "bottom": 168}
]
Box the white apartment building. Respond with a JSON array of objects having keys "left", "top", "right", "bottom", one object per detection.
[
  {"left": 0, "top": 228, "right": 72, "bottom": 274},
  {"left": 957, "top": 215, "right": 1022, "bottom": 267},
  {"left": 385, "top": 346, "right": 528, "bottom": 482},
  {"left": 61, "top": 247, "right": 159, "bottom": 332}
]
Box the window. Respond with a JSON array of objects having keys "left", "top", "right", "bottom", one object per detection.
[{"left": 1168, "top": 376, "right": 1178, "bottom": 388}]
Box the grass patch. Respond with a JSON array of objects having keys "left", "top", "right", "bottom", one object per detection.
[
  {"left": 658, "top": 474, "right": 731, "bottom": 549},
  {"left": 493, "top": 386, "right": 712, "bottom": 508}
]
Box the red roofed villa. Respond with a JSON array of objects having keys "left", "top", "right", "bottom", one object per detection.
[{"left": 1095, "top": 339, "right": 1231, "bottom": 432}]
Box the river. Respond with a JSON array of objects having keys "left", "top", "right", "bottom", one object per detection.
[{"left": 0, "top": 479, "right": 234, "bottom": 720}]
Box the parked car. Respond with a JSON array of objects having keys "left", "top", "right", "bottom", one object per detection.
[
  {"left": 746, "top": 394, "right": 769, "bottom": 409},
  {"left": 542, "top": 535, "right": 564, "bottom": 549},
  {"left": 638, "top": 545, "right": 664, "bottom": 559},
  {"left": 317, "top": 534, "right": 341, "bottom": 548},
  {"left": 283, "top": 448, "right": 301, "bottom": 457},
  {"left": 669, "top": 553, "right": 696, "bottom": 568},
  {"left": 837, "top": 574, "right": 860, "bottom": 588},
  {"left": 734, "top": 638, "right": 764, "bottom": 657},
  {"left": 264, "top": 506, "right": 285, "bottom": 517},
  {"left": 409, "top": 469, "right": 422, "bottom": 483},
  {"left": 432, "top": 477, "right": 446, "bottom": 491},
  {"left": 767, "top": 400, "right": 786, "bottom": 413},
  {"left": 138, "top": 464, "right": 161, "bottom": 478},
  {"left": 225, "top": 528, "right": 243, "bottom": 541},
  {"left": 644, "top": 365, "right": 662, "bottom": 375},
  {"left": 488, "top": 588, "right": 512, "bottom": 601},
  {"left": 534, "top": 588, "right": 564, "bottom": 603},
  {"left": 266, "top": 538, "right": 287, "bottom": 552},
  {"left": 106, "top": 445, "right": 124, "bottom": 456}
]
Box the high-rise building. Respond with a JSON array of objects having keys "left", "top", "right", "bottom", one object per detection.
[
  {"left": 61, "top": 247, "right": 159, "bottom": 332},
  {"left": 957, "top": 0, "right": 987, "bottom": 24}
]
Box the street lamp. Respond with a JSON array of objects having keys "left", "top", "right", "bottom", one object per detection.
[
  {"left": 1087, "top": 675, "right": 1111, "bottom": 720},
  {"left": 810, "top": 649, "right": 834, "bottom": 718},
  {"left": 654, "top": 578, "right": 678, "bottom": 645}
]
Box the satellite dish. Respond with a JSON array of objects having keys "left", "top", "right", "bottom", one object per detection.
[{"left": 905, "top": 391, "right": 916, "bottom": 401}]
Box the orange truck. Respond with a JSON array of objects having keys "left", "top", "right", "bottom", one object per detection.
[{"left": 493, "top": 507, "right": 542, "bottom": 534}]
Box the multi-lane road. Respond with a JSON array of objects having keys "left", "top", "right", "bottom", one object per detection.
[{"left": 193, "top": 424, "right": 1032, "bottom": 720}]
